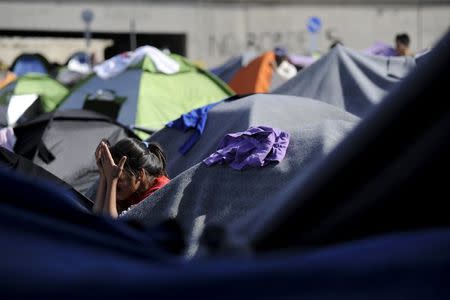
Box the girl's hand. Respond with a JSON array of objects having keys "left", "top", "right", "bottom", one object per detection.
[
  {"left": 99, "top": 142, "right": 127, "bottom": 183},
  {"left": 95, "top": 141, "right": 105, "bottom": 176}
]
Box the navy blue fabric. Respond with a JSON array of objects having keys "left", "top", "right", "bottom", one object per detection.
[
  {"left": 166, "top": 101, "right": 222, "bottom": 154},
  {"left": 0, "top": 146, "right": 93, "bottom": 211},
  {"left": 0, "top": 167, "right": 184, "bottom": 264},
  {"left": 1, "top": 173, "right": 449, "bottom": 300},
  {"left": 209, "top": 56, "right": 242, "bottom": 83}
]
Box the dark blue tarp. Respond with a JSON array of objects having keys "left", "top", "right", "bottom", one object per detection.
[
  {"left": 0, "top": 146, "right": 92, "bottom": 210},
  {"left": 1, "top": 167, "right": 449, "bottom": 299}
]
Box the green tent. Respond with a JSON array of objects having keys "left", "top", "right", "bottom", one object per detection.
[
  {"left": 59, "top": 54, "right": 234, "bottom": 133},
  {"left": 0, "top": 73, "right": 69, "bottom": 112}
]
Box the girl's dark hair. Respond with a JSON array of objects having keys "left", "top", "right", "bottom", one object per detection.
[{"left": 109, "top": 138, "right": 168, "bottom": 178}]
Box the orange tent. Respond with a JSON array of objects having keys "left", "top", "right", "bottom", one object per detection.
[
  {"left": 0, "top": 71, "right": 16, "bottom": 89},
  {"left": 228, "top": 51, "right": 275, "bottom": 94}
]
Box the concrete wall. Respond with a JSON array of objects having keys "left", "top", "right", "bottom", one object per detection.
[
  {"left": 0, "top": 37, "right": 112, "bottom": 65},
  {"left": 0, "top": 1, "right": 449, "bottom": 67}
]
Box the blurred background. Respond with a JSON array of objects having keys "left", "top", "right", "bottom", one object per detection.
[{"left": 1, "top": 0, "right": 449, "bottom": 68}]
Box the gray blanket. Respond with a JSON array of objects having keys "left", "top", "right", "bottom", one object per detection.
[
  {"left": 149, "top": 94, "right": 359, "bottom": 178},
  {"left": 124, "top": 95, "right": 359, "bottom": 257}
]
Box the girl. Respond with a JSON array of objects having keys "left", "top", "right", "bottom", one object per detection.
[{"left": 93, "top": 138, "right": 170, "bottom": 218}]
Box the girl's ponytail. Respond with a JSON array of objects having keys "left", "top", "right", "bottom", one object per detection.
[{"left": 146, "top": 142, "right": 168, "bottom": 177}]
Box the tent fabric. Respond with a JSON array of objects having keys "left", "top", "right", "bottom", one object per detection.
[
  {"left": 0, "top": 127, "right": 16, "bottom": 151},
  {"left": 56, "top": 67, "right": 89, "bottom": 87},
  {"left": 10, "top": 53, "right": 50, "bottom": 76},
  {"left": 228, "top": 51, "right": 275, "bottom": 94},
  {"left": 94, "top": 45, "right": 180, "bottom": 79},
  {"left": 0, "top": 31, "right": 449, "bottom": 300},
  {"left": 209, "top": 51, "right": 259, "bottom": 84},
  {"left": 0, "top": 166, "right": 185, "bottom": 274},
  {"left": 65, "top": 51, "right": 92, "bottom": 66},
  {"left": 209, "top": 56, "right": 242, "bottom": 83},
  {"left": 1, "top": 163, "right": 449, "bottom": 298},
  {"left": 124, "top": 94, "right": 359, "bottom": 257},
  {"left": 273, "top": 45, "right": 416, "bottom": 117},
  {"left": 13, "top": 109, "right": 139, "bottom": 196},
  {"left": 363, "top": 41, "right": 398, "bottom": 56},
  {"left": 59, "top": 54, "right": 234, "bottom": 132},
  {"left": 150, "top": 94, "right": 359, "bottom": 178},
  {"left": 253, "top": 30, "right": 450, "bottom": 251},
  {"left": 166, "top": 100, "right": 222, "bottom": 155},
  {"left": 288, "top": 54, "right": 316, "bottom": 68},
  {"left": 0, "top": 73, "right": 69, "bottom": 112},
  {"left": 0, "top": 146, "right": 92, "bottom": 210},
  {"left": 202, "top": 125, "right": 290, "bottom": 170},
  {"left": 415, "top": 49, "right": 433, "bottom": 66},
  {"left": 60, "top": 51, "right": 92, "bottom": 86},
  {"left": 0, "top": 71, "right": 16, "bottom": 89},
  {"left": 130, "top": 30, "right": 449, "bottom": 257}
]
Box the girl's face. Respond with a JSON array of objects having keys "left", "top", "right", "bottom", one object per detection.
[{"left": 116, "top": 170, "right": 141, "bottom": 201}]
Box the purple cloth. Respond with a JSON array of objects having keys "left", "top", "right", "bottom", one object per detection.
[
  {"left": 203, "top": 126, "right": 290, "bottom": 170},
  {"left": 363, "top": 42, "right": 398, "bottom": 57},
  {"left": 288, "top": 55, "right": 316, "bottom": 68}
]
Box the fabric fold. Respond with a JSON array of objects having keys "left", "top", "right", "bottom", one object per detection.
[
  {"left": 166, "top": 101, "right": 222, "bottom": 155},
  {"left": 94, "top": 45, "right": 180, "bottom": 79},
  {"left": 203, "top": 126, "right": 290, "bottom": 170}
]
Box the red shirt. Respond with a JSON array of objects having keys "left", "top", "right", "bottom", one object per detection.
[{"left": 122, "top": 175, "right": 170, "bottom": 210}]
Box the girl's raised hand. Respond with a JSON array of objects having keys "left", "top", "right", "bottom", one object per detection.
[{"left": 99, "top": 142, "right": 127, "bottom": 182}]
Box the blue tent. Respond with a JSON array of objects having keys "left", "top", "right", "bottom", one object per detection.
[
  {"left": 209, "top": 56, "right": 242, "bottom": 83},
  {"left": 10, "top": 53, "right": 50, "bottom": 76}
]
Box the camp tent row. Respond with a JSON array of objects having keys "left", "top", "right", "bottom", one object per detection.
[
  {"left": 214, "top": 50, "right": 297, "bottom": 94},
  {"left": 59, "top": 53, "right": 234, "bottom": 133},
  {"left": 0, "top": 73, "right": 69, "bottom": 126},
  {"left": 1, "top": 44, "right": 421, "bottom": 208},
  {"left": 2, "top": 44, "right": 417, "bottom": 132},
  {"left": 1, "top": 49, "right": 234, "bottom": 134},
  {"left": 211, "top": 45, "right": 416, "bottom": 117},
  {"left": 0, "top": 30, "right": 449, "bottom": 298},
  {"left": 1, "top": 44, "right": 421, "bottom": 205}
]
